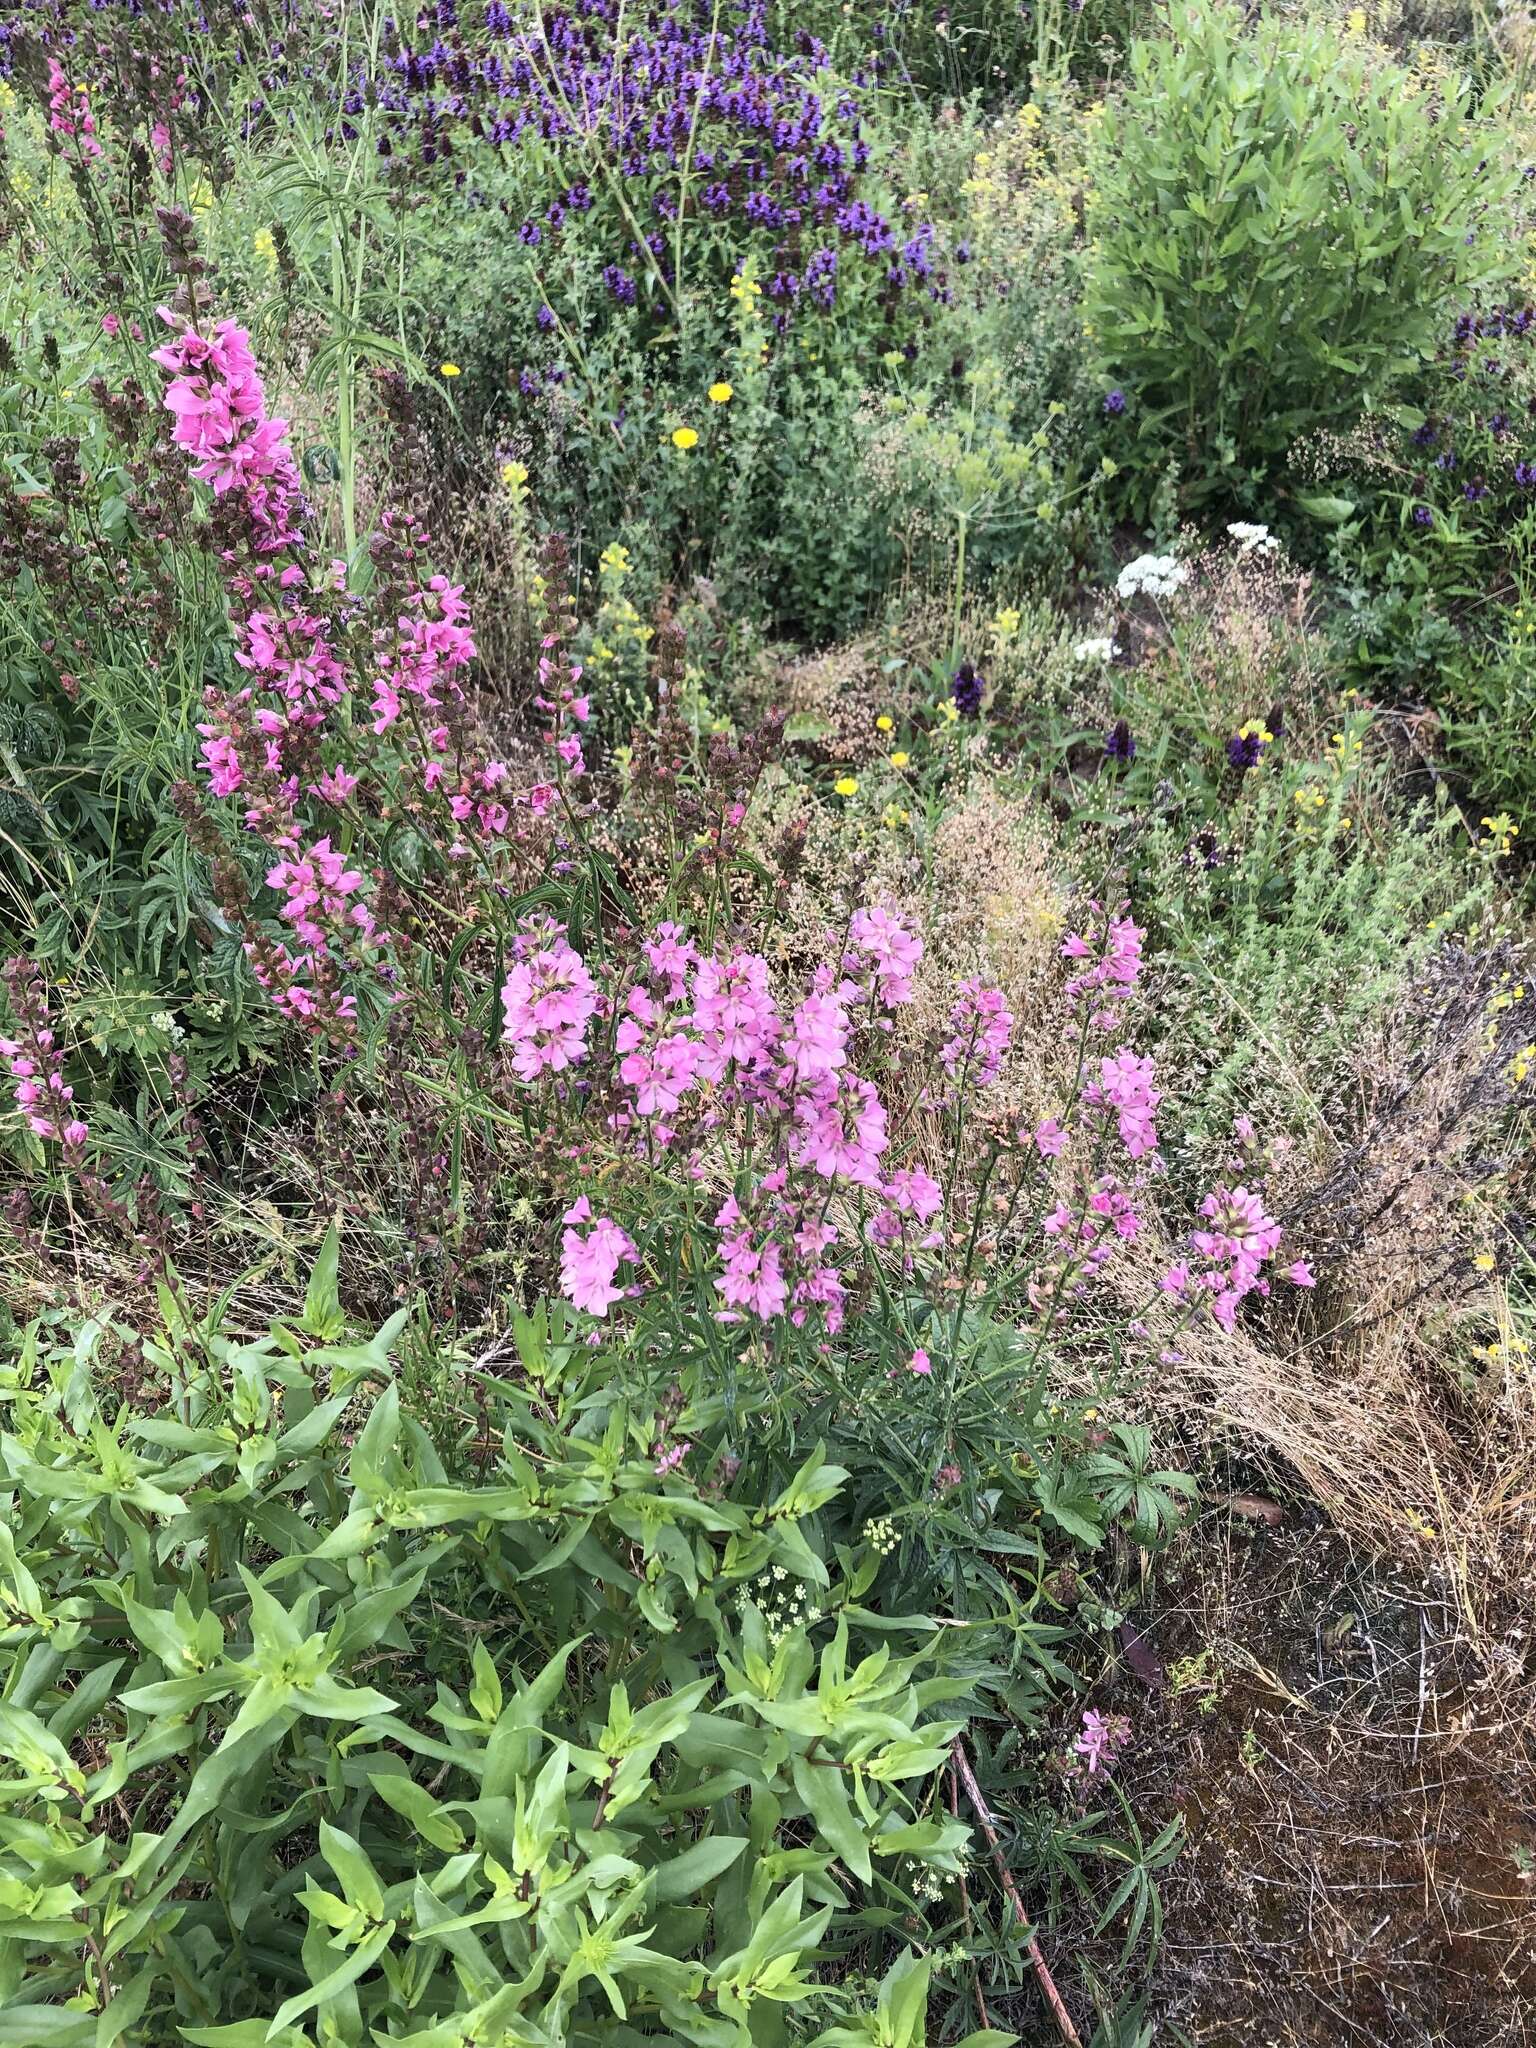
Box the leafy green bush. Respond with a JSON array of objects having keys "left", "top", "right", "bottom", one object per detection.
[
  {"left": 1084, "top": 3, "right": 1516, "bottom": 512},
  {"left": 0, "top": 1279, "right": 1018, "bottom": 2044}
]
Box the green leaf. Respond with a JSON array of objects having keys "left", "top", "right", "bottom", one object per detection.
[
  {"left": 301, "top": 1224, "right": 346, "bottom": 1341},
  {"left": 266, "top": 1919, "right": 396, "bottom": 2038},
  {"left": 1294, "top": 492, "right": 1356, "bottom": 523},
  {"left": 650, "top": 1834, "right": 749, "bottom": 1905}
]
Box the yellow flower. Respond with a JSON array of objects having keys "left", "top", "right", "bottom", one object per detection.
[
  {"left": 672, "top": 426, "right": 699, "bottom": 450},
  {"left": 834, "top": 776, "right": 859, "bottom": 797},
  {"left": 708, "top": 381, "right": 733, "bottom": 404},
  {"left": 1473, "top": 1251, "right": 1497, "bottom": 1272},
  {"left": 876, "top": 714, "right": 894, "bottom": 733},
  {"left": 501, "top": 460, "right": 528, "bottom": 489},
  {"left": 889, "top": 751, "right": 910, "bottom": 769},
  {"left": 440, "top": 362, "right": 462, "bottom": 378},
  {"left": 938, "top": 698, "right": 959, "bottom": 725},
  {"left": 1345, "top": 5, "right": 1367, "bottom": 30},
  {"left": 993, "top": 606, "right": 1021, "bottom": 637}
]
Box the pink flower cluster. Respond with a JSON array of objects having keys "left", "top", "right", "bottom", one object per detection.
[
  {"left": 1061, "top": 908, "right": 1144, "bottom": 1032},
  {"left": 148, "top": 307, "right": 540, "bottom": 1031},
  {"left": 1163, "top": 1184, "right": 1285, "bottom": 1331},
  {"left": 1043, "top": 1177, "right": 1143, "bottom": 1283},
  {"left": 47, "top": 59, "right": 102, "bottom": 160},
  {"left": 941, "top": 979, "right": 1014, "bottom": 1086},
  {"left": 559, "top": 1197, "right": 638, "bottom": 1316},
  {"left": 1072, "top": 1708, "right": 1133, "bottom": 1777},
  {"left": 1086, "top": 1048, "right": 1162, "bottom": 1161},
  {"left": 533, "top": 648, "right": 592, "bottom": 781},
  {"left": 500, "top": 925, "right": 599, "bottom": 1082},
  {"left": 499, "top": 908, "right": 954, "bottom": 1325},
  {"left": 371, "top": 577, "right": 477, "bottom": 735},
  {"left": 850, "top": 905, "right": 924, "bottom": 1008},
  {"left": 266, "top": 839, "right": 369, "bottom": 950},
  {"left": 1, "top": 958, "right": 87, "bottom": 1155},
  {"left": 152, "top": 315, "right": 303, "bottom": 547}
]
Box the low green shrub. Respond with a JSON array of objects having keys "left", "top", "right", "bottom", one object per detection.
[{"left": 0, "top": 1283, "right": 1000, "bottom": 2044}]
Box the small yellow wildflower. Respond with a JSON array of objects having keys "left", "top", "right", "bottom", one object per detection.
[
  {"left": 890, "top": 751, "right": 910, "bottom": 769},
  {"left": 938, "top": 698, "right": 959, "bottom": 725},
  {"left": 882, "top": 803, "right": 910, "bottom": 830},
  {"left": 501, "top": 460, "right": 528, "bottom": 489},
  {"left": 1345, "top": 5, "right": 1367, "bottom": 31},
  {"left": 876, "top": 714, "right": 894, "bottom": 733},
  {"left": 708, "top": 381, "right": 733, "bottom": 404},
  {"left": 834, "top": 776, "right": 859, "bottom": 797},
  {"left": 439, "top": 362, "right": 461, "bottom": 378},
  {"left": 993, "top": 606, "right": 1021, "bottom": 637},
  {"left": 1481, "top": 813, "right": 1519, "bottom": 857},
  {"left": 1473, "top": 1251, "right": 1497, "bottom": 1272},
  {"left": 672, "top": 426, "right": 699, "bottom": 450}
]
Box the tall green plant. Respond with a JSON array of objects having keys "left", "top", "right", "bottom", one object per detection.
[{"left": 1085, "top": 3, "right": 1517, "bottom": 510}]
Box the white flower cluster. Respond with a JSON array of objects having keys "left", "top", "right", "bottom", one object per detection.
[
  {"left": 738, "top": 1565, "right": 820, "bottom": 1646},
  {"left": 1072, "top": 636, "right": 1121, "bottom": 664},
  {"left": 1115, "top": 553, "right": 1188, "bottom": 601},
  {"left": 864, "top": 1515, "right": 900, "bottom": 1558},
  {"left": 1227, "top": 521, "right": 1279, "bottom": 556}
]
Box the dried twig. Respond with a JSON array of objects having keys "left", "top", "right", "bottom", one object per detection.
[{"left": 949, "top": 1736, "right": 1083, "bottom": 2048}]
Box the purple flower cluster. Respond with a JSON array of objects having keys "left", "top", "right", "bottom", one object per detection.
[
  {"left": 1399, "top": 301, "right": 1536, "bottom": 543},
  {"left": 7, "top": 1, "right": 946, "bottom": 337}
]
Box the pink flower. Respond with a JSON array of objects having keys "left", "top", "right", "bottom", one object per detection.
[
  {"left": 883, "top": 1166, "right": 943, "bottom": 1221},
  {"left": 850, "top": 906, "right": 923, "bottom": 1007},
  {"left": 941, "top": 980, "right": 1013, "bottom": 1085},
  {"left": 1072, "top": 1708, "right": 1132, "bottom": 1776},
  {"left": 501, "top": 931, "right": 597, "bottom": 1082},
  {"left": 715, "top": 1197, "right": 790, "bottom": 1320},
  {"left": 1061, "top": 910, "right": 1145, "bottom": 1020},
  {"left": 1286, "top": 1259, "right": 1316, "bottom": 1288},
  {"left": 908, "top": 1348, "right": 932, "bottom": 1376},
  {"left": 616, "top": 987, "right": 704, "bottom": 1118},
  {"left": 783, "top": 993, "right": 848, "bottom": 1082},
  {"left": 1033, "top": 1118, "right": 1066, "bottom": 1157},
  {"left": 47, "top": 59, "right": 102, "bottom": 160},
  {"left": 793, "top": 1072, "right": 888, "bottom": 1186},
  {"left": 265, "top": 838, "right": 364, "bottom": 950},
  {"left": 313, "top": 765, "right": 359, "bottom": 806},
  {"left": 645, "top": 923, "right": 697, "bottom": 1001},
  {"left": 1087, "top": 1048, "right": 1162, "bottom": 1161},
  {"left": 691, "top": 950, "right": 780, "bottom": 1079},
  {"left": 559, "top": 1197, "right": 638, "bottom": 1317}
]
